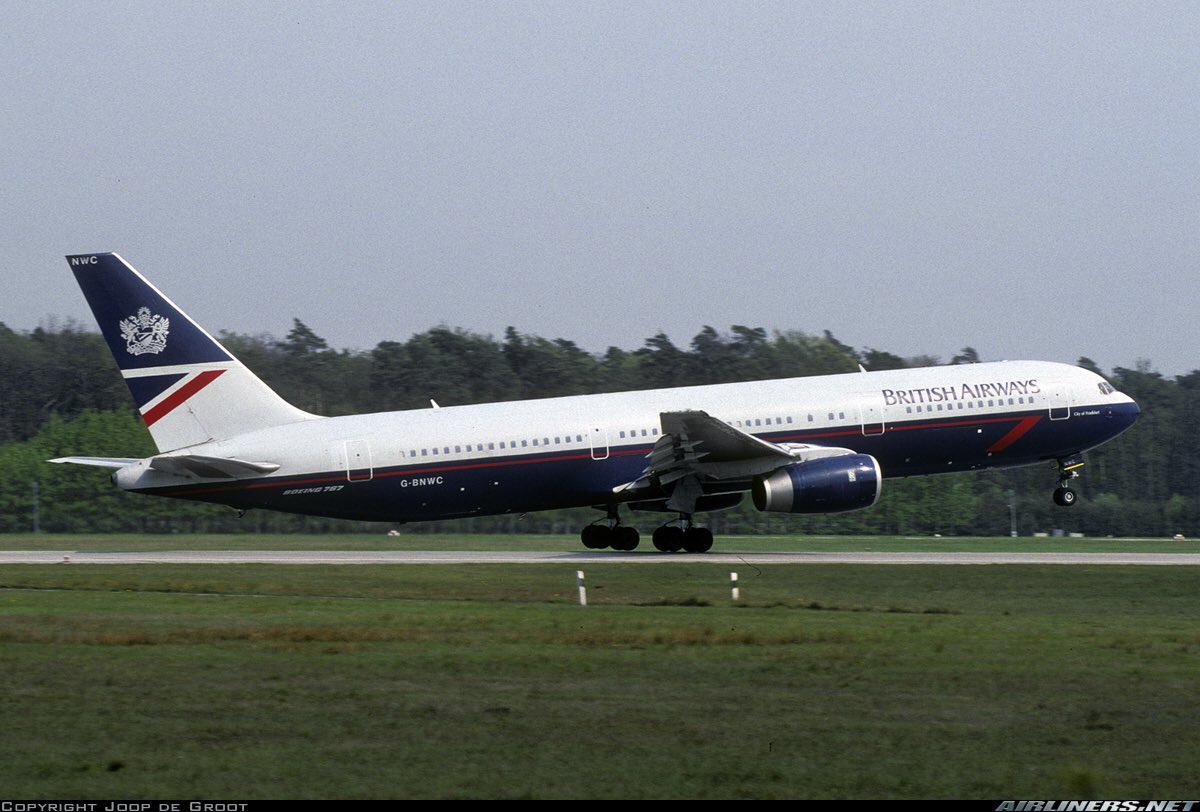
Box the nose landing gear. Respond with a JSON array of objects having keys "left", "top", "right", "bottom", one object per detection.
[
  {"left": 1053, "top": 486, "right": 1077, "bottom": 506},
  {"left": 1053, "top": 453, "right": 1084, "bottom": 506}
]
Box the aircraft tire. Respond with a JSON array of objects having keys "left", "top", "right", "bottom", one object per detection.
[
  {"left": 581, "top": 524, "right": 610, "bottom": 549},
  {"left": 682, "top": 527, "right": 713, "bottom": 553},
  {"left": 1053, "top": 487, "right": 1078, "bottom": 507},
  {"left": 612, "top": 525, "right": 640, "bottom": 551},
  {"left": 653, "top": 525, "right": 684, "bottom": 553}
]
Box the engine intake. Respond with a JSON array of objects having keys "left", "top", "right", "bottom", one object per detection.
[{"left": 752, "top": 454, "right": 882, "bottom": 514}]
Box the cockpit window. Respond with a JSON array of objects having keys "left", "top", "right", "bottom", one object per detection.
[{"left": 1097, "top": 382, "right": 1116, "bottom": 395}]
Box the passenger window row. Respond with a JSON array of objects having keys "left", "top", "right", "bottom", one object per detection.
[
  {"left": 409, "top": 433, "right": 588, "bottom": 458},
  {"left": 403, "top": 393, "right": 1047, "bottom": 458},
  {"left": 903, "top": 396, "right": 1037, "bottom": 414}
]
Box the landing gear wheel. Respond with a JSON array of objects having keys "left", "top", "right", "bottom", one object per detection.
[
  {"left": 1053, "top": 455, "right": 1084, "bottom": 507},
  {"left": 611, "top": 525, "right": 640, "bottom": 551},
  {"left": 581, "top": 524, "right": 611, "bottom": 549},
  {"left": 1053, "top": 487, "right": 1077, "bottom": 507},
  {"left": 682, "top": 527, "right": 714, "bottom": 553},
  {"left": 652, "top": 525, "right": 685, "bottom": 552}
]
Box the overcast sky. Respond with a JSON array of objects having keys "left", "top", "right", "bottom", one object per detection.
[{"left": 4, "top": 2, "right": 1197, "bottom": 377}]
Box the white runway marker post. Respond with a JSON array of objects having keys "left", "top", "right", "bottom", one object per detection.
[
  {"left": 577, "top": 570, "right": 587, "bottom": 606},
  {"left": 731, "top": 572, "right": 739, "bottom": 601}
]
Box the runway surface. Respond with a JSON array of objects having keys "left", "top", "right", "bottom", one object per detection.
[{"left": 3, "top": 550, "right": 1200, "bottom": 565}]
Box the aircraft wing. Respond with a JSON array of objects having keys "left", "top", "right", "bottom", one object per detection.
[{"left": 615, "top": 410, "right": 856, "bottom": 504}]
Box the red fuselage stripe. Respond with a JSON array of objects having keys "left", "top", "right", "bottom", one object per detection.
[
  {"left": 142, "top": 369, "right": 226, "bottom": 427},
  {"left": 986, "top": 415, "right": 1042, "bottom": 453}
]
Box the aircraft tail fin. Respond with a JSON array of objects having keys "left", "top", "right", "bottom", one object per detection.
[{"left": 65, "top": 253, "right": 316, "bottom": 452}]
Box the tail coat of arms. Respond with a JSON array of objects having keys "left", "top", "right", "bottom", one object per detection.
[{"left": 119, "top": 307, "right": 170, "bottom": 355}]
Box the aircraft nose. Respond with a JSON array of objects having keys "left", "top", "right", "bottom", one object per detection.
[{"left": 1107, "top": 398, "right": 1140, "bottom": 428}]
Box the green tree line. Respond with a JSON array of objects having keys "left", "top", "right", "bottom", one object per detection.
[{"left": 1, "top": 319, "right": 1193, "bottom": 536}]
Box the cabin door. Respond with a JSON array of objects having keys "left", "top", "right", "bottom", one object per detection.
[
  {"left": 589, "top": 427, "right": 609, "bottom": 460},
  {"left": 345, "top": 439, "right": 373, "bottom": 481},
  {"left": 858, "top": 394, "right": 885, "bottom": 436},
  {"left": 1048, "top": 384, "right": 1072, "bottom": 421}
]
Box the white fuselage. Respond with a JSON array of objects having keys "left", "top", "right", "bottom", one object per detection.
[{"left": 116, "top": 360, "right": 1139, "bottom": 522}]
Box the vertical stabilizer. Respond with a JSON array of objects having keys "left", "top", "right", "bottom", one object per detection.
[{"left": 65, "top": 252, "right": 316, "bottom": 451}]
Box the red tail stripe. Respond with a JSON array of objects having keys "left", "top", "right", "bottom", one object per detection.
[{"left": 142, "top": 370, "right": 226, "bottom": 427}]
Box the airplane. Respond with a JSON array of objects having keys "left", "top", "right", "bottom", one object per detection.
[{"left": 52, "top": 252, "right": 1140, "bottom": 552}]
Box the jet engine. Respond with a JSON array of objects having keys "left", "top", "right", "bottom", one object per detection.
[{"left": 752, "top": 454, "right": 882, "bottom": 514}]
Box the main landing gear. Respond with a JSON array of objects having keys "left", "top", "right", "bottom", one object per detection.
[
  {"left": 651, "top": 515, "right": 713, "bottom": 553},
  {"left": 581, "top": 522, "right": 640, "bottom": 551},
  {"left": 579, "top": 509, "right": 713, "bottom": 553},
  {"left": 581, "top": 505, "right": 641, "bottom": 550},
  {"left": 1053, "top": 453, "right": 1084, "bottom": 507}
]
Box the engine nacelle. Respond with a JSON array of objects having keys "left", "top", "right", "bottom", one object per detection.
[{"left": 752, "top": 454, "right": 882, "bottom": 514}]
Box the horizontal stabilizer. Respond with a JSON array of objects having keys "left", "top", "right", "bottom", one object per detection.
[
  {"left": 49, "top": 456, "right": 139, "bottom": 468},
  {"left": 149, "top": 454, "right": 280, "bottom": 479}
]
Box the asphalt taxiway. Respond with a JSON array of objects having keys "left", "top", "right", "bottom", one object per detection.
[{"left": 2, "top": 550, "right": 1200, "bottom": 565}]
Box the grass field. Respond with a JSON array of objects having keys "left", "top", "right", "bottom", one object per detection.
[{"left": 1, "top": 538, "right": 1198, "bottom": 798}]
